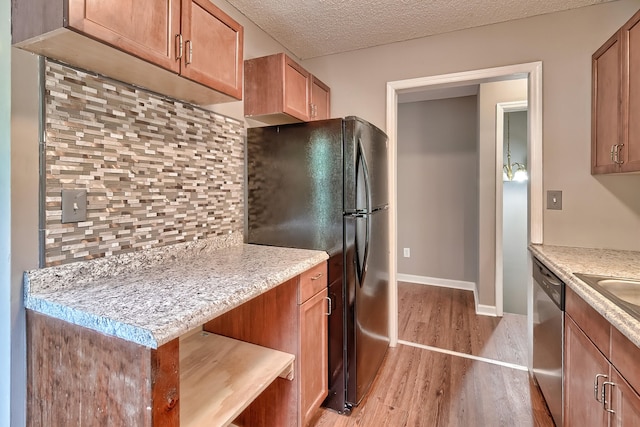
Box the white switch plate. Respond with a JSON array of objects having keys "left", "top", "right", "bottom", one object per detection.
[
  {"left": 403, "top": 248, "right": 410, "bottom": 258},
  {"left": 61, "top": 189, "right": 87, "bottom": 223}
]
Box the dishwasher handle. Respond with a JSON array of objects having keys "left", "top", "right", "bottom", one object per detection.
[{"left": 533, "top": 258, "right": 565, "bottom": 310}]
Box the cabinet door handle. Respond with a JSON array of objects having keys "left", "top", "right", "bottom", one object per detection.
[
  {"left": 615, "top": 143, "right": 624, "bottom": 164},
  {"left": 594, "top": 374, "right": 608, "bottom": 403},
  {"left": 176, "top": 34, "right": 183, "bottom": 60},
  {"left": 185, "top": 40, "right": 193, "bottom": 65},
  {"left": 310, "top": 273, "right": 323, "bottom": 281},
  {"left": 602, "top": 381, "right": 616, "bottom": 414},
  {"left": 325, "top": 296, "right": 332, "bottom": 316},
  {"left": 610, "top": 144, "right": 616, "bottom": 162},
  {"left": 610, "top": 144, "right": 624, "bottom": 165}
]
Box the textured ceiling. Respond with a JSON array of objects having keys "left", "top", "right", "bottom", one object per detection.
[{"left": 227, "top": 0, "right": 615, "bottom": 59}]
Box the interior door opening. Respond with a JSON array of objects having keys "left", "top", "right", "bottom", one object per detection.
[{"left": 386, "top": 62, "right": 543, "bottom": 354}]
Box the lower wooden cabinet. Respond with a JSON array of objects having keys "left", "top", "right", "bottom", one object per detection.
[
  {"left": 298, "top": 269, "right": 329, "bottom": 426},
  {"left": 564, "top": 287, "right": 640, "bottom": 426},
  {"left": 564, "top": 316, "right": 610, "bottom": 426},
  {"left": 205, "top": 261, "right": 329, "bottom": 426},
  {"left": 610, "top": 369, "right": 640, "bottom": 426}
]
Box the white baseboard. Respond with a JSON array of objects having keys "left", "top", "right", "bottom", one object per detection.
[
  {"left": 398, "top": 273, "right": 497, "bottom": 317},
  {"left": 476, "top": 304, "right": 498, "bottom": 317},
  {"left": 396, "top": 274, "right": 475, "bottom": 291}
]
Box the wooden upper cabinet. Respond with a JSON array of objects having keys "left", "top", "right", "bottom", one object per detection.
[
  {"left": 283, "top": 56, "right": 312, "bottom": 121},
  {"left": 244, "top": 53, "right": 331, "bottom": 125},
  {"left": 67, "top": 0, "right": 181, "bottom": 73},
  {"left": 592, "top": 31, "right": 622, "bottom": 174},
  {"left": 592, "top": 7, "right": 640, "bottom": 174},
  {"left": 180, "top": 0, "right": 243, "bottom": 99},
  {"left": 310, "top": 76, "right": 331, "bottom": 121},
  {"left": 621, "top": 10, "right": 640, "bottom": 172},
  {"left": 12, "top": 0, "right": 243, "bottom": 105}
]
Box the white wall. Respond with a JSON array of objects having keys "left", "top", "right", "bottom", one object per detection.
[
  {"left": 397, "top": 96, "right": 478, "bottom": 283},
  {"left": 9, "top": 49, "right": 40, "bottom": 426},
  {"left": 1, "top": 0, "right": 12, "bottom": 424},
  {"left": 304, "top": 0, "right": 640, "bottom": 252},
  {"left": 503, "top": 111, "right": 528, "bottom": 315}
]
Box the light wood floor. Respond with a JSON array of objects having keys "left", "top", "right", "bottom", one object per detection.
[
  {"left": 310, "top": 282, "right": 554, "bottom": 427},
  {"left": 398, "top": 282, "right": 528, "bottom": 366}
]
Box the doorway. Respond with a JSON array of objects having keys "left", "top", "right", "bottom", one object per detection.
[
  {"left": 497, "top": 104, "right": 529, "bottom": 316},
  {"left": 386, "top": 62, "right": 543, "bottom": 347}
]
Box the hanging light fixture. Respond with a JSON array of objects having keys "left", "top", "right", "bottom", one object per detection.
[{"left": 503, "top": 112, "right": 528, "bottom": 182}]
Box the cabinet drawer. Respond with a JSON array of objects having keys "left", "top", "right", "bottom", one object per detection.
[
  {"left": 610, "top": 326, "right": 640, "bottom": 395},
  {"left": 298, "top": 263, "right": 327, "bottom": 304},
  {"left": 565, "top": 286, "right": 611, "bottom": 358}
]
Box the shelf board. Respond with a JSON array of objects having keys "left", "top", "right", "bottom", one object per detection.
[{"left": 180, "top": 331, "right": 295, "bottom": 427}]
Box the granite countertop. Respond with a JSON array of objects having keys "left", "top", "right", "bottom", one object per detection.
[
  {"left": 24, "top": 233, "right": 328, "bottom": 349},
  {"left": 529, "top": 244, "right": 640, "bottom": 348}
]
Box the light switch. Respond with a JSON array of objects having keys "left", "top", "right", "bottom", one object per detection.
[
  {"left": 547, "top": 190, "right": 562, "bottom": 210},
  {"left": 61, "top": 189, "right": 87, "bottom": 223}
]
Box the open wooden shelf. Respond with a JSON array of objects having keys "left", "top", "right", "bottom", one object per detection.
[{"left": 180, "top": 331, "right": 295, "bottom": 427}]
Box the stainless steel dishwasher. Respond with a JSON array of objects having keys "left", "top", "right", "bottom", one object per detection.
[{"left": 532, "top": 257, "right": 565, "bottom": 427}]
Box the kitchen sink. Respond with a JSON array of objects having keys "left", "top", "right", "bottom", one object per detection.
[{"left": 574, "top": 273, "right": 640, "bottom": 321}]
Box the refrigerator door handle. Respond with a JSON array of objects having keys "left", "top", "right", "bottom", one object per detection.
[{"left": 355, "top": 139, "right": 371, "bottom": 287}]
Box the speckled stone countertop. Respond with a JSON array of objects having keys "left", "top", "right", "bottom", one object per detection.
[
  {"left": 24, "top": 233, "right": 328, "bottom": 349},
  {"left": 529, "top": 244, "right": 640, "bottom": 348}
]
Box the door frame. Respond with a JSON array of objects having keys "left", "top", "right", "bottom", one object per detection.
[
  {"left": 496, "top": 100, "right": 529, "bottom": 317},
  {"left": 386, "top": 62, "right": 543, "bottom": 346}
]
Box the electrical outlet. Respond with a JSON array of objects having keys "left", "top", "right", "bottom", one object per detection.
[
  {"left": 61, "top": 189, "right": 87, "bottom": 223},
  {"left": 547, "top": 190, "right": 563, "bottom": 210},
  {"left": 403, "top": 248, "right": 410, "bottom": 258}
]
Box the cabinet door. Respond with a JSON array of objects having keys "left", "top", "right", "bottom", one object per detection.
[
  {"left": 299, "top": 289, "right": 329, "bottom": 426},
  {"left": 610, "top": 368, "right": 640, "bottom": 427},
  {"left": 621, "top": 10, "right": 640, "bottom": 172},
  {"left": 565, "top": 316, "right": 609, "bottom": 426},
  {"left": 283, "top": 56, "right": 311, "bottom": 121},
  {"left": 592, "top": 31, "right": 622, "bottom": 174},
  {"left": 310, "top": 77, "right": 331, "bottom": 121},
  {"left": 67, "top": 0, "right": 180, "bottom": 73},
  {"left": 180, "top": 0, "right": 243, "bottom": 99}
]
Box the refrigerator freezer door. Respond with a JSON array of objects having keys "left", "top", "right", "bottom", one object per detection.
[
  {"left": 344, "top": 207, "right": 390, "bottom": 406},
  {"left": 344, "top": 117, "right": 389, "bottom": 212}
]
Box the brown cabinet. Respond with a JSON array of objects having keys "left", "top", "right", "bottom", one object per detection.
[
  {"left": 592, "top": 8, "right": 640, "bottom": 174},
  {"left": 179, "top": 0, "right": 243, "bottom": 100},
  {"left": 205, "top": 261, "right": 329, "bottom": 426},
  {"left": 310, "top": 76, "right": 331, "bottom": 121},
  {"left": 298, "top": 263, "right": 329, "bottom": 426},
  {"left": 27, "top": 262, "right": 327, "bottom": 426},
  {"left": 564, "top": 316, "right": 610, "bottom": 426},
  {"left": 13, "top": 0, "right": 243, "bottom": 105},
  {"left": 244, "top": 53, "right": 331, "bottom": 125},
  {"left": 564, "top": 286, "right": 640, "bottom": 425}
]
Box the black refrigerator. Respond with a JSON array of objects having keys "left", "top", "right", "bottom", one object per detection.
[{"left": 246, "top": 116, "right": 390, "bottom": 414}]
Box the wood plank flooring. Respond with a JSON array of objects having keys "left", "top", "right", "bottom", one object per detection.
[
  {"left": 398, "top": 282, "right": 528, "bottom": 366},
  {"left": 310, "top": 282, "right": 554, "bottom": 427}
]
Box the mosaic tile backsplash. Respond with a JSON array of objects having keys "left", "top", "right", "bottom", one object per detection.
[{"left": 44, "top": 61, "right": 245, "bottom": 266}]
